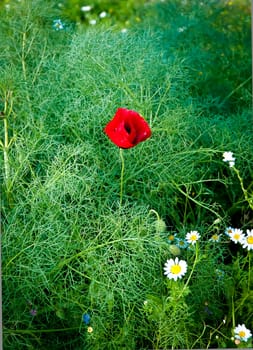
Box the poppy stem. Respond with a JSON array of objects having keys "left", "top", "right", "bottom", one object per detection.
[{"left": 119, "top": 148, "right": 125, "bottom": 208}]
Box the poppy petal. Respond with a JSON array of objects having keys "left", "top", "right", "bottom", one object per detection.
[{"left": 104, "top": 108, "right": 151, "bottom": 148}]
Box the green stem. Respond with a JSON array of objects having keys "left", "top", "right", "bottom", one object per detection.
[
  {"left": 148, "top": 209, "right": 160, "bottom": 221},
  {"left": 172, "top": 180, "right": 222, "bottom": 221},
  {"left": 248, "top": 251, "right": 251, "bottom": 292},
  {"left": 177, "top": 243, "right": 199, "bottom": 300},
  {"left": 2, "top": 91, "right": 13, "bottom": 188},
  {"left": 22, "top": 32, "right": 27, "bottom": 81},
  {"left": 232, "top": 166, "right": 253, "bottom": 210},
  {"left": 233, "top": 255, "right": 251, "bottom": 313},
  {"left": 3, "top": 118, "right": 10, "bottom": 185},
  {"left": 119, "top": 148, "right": 125, "bottom": 208},
  {"left": 219, "top": 76, "right": 252, "bottom": 107},
  {"left": 231, "top": 295, "right": 235, "bottom": 329},
  {"left": 4, "top": 327, "right": 79, "bottom": 334}
]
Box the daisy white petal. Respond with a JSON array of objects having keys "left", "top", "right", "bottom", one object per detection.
[
  {"left": 99, "top": 11, "right": 107, "bottom": 18},
  {"left": 241, "top": 229, "right": 253, "bottom": 250},
  {"left": 223, "top": 151, "right": 235, "bottom": 162},
  {"left": 186, "top": 230, "right": 200, "bottom": 245},
  {"left": 225, "top": 226, "right": 234, "bottom": 236},
  {"left": 228, "top": 228, "right": 245, "bottom": 244},
  {"left": 164, "top": 257, "right": 187, "bottom": 281},
  {"left": 89, "top": 19, "right": 96, "bottom": 25},
  {"left": 234, "top": 324, "right": 252, "bottom": 342},
  {"left": 81, "top": 5, "right": 92, "bottom": 12}
]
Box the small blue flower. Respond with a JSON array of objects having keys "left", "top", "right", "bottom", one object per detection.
[
  {"left": 53, "top": 19, "right": 64, "bottom": 31},
  {"left": 215, "top": 268, "right": 225, "bottom": 279},
  {"left": 175, "top": 237, "right": 188, "bottom": 249},
  {"left": 82, "top": 313, "right": 91, "bottom": 325},
  {"left": 203, "top": 303, "right": 213, "bottom": 315},
  {"left": 30, "top": 309, "right": 37, "bottom": 316}
]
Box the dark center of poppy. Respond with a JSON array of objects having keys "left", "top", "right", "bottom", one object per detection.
[{"left": 124, "top": 122, "right": 131, "bottom": 134}]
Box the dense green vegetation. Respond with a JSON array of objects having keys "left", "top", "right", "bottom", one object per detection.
[{"left": 1, "top": 0, "right": 252, "bottom": 349}]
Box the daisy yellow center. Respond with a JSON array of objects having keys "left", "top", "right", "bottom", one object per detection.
[
  {"left": 190, "top": 235, "right": 197, "bottom": 241},
  {"left": 171, "top": 264, "right": 181, "bottom": 274},
  {"left": 233, "top": 233, "right": 240, "bottom": 240},
  {"left": 238, "top": 331, "right": 246, "bottom": 338},
  {"left": 212, "top": 234, "right": 219, "bottom": 240},
  {"left": 168, "top": 235, "right": 174, "bottom": 241},
  {"left": 247, "top": 236, "right": 253, "bottom": 244}
]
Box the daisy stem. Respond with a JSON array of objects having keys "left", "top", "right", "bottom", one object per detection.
[
  {"left": 248, "top": 251, "right": 251, "bottom": 292},
  {"left": 119, "top": 148, "right": 125, "bottom": 208},
  {"left": 232, "top": 166, "right": 253, "bottom": 210},
  {"left": 177, "top": 243, "right": 199, "bottom": 300},
  {"left": 231, "top": 295, "right": 235, "bottom": 328}
]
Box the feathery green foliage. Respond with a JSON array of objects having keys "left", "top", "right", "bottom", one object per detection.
[{"left": 1, "top": 0, "right": 252, "bottom": 349}]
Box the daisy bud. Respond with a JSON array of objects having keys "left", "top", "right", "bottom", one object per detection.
[
  {"left": 155, "top": 218, "right": 167, "bottom": 233},
  {"left": 169, "top": 244, "right": 181, "bottom": 256}
]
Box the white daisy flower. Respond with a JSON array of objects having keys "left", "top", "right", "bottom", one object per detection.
[
  {"left": 223, "top": 151, "right": 235, "bottom": 167},
  {"left": 163, "top": 257, "right": 187, "bottom": 281},
  {"left": 186, "top": 230, "right": 200, "bottom": 245},
  {"left": 89, "top": 19, "right": 96, "bottom": 25},
  {"left": 225, "top": 226, "right": 234, "bottom": 236},
  {"left": 234, "top": 324, "right": 252, "bottom": 342},
  {"left": 223, "top": 151, "right": 235, "bottom": 162},
  {"left": 241, "top": 229, "right": 253, "bottom": 250},
  {"left": 81, "top": 5, "right": 92, "bottom": 12},
  {"left": 99, "top": 11, "right": 107, "bottom": 18},
  {"left": 228, "top": 228, "right": 245, "bottom": 244},
  {"left": 209, "top": 233, "right": 221, "bottom": 243},
  {"left": 177, "top": 26, "right": 187, "bottom": 33}
]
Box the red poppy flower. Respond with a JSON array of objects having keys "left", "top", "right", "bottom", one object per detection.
[{"left": 104, "top": 108, "right": 151, "bottom": 149}]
